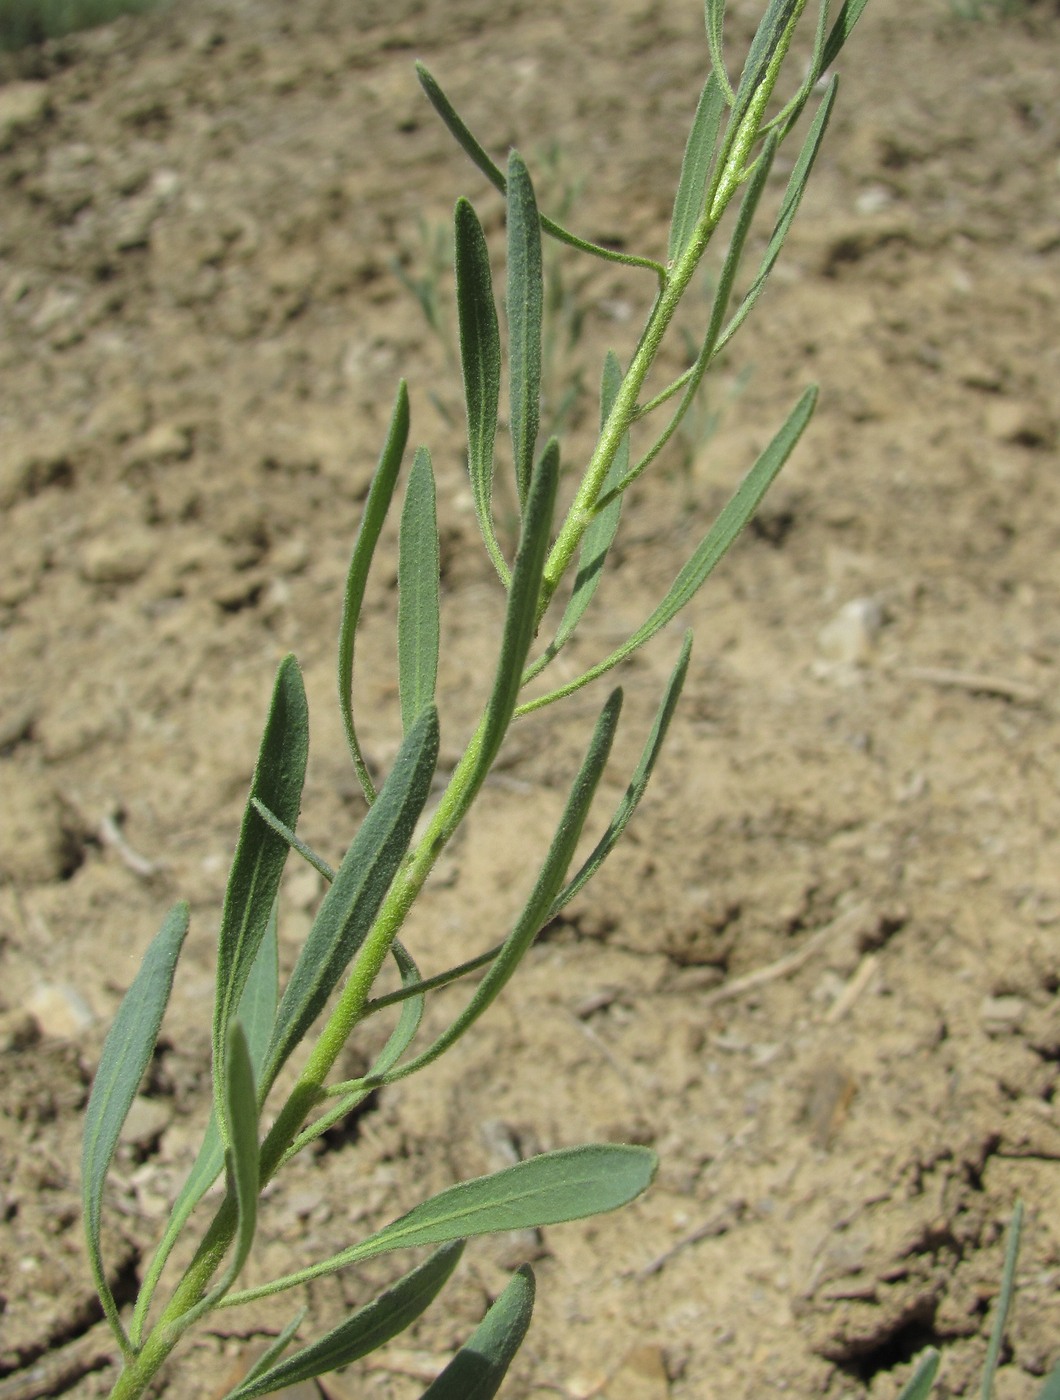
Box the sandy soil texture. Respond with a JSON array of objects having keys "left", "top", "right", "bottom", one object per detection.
[{"left": 1, "top": 0, "right": 1058, "bottom": 1396}]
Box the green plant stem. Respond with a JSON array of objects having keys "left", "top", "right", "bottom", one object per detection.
[
  {"left": 109, "top": 720, "right": 498, "bottom": 1399},
  {"left": 107, "top": 13, "right": 816, "bottom": 1394},
  {"left": 537, "top": 0, "right": 805, "bottom": 623}
]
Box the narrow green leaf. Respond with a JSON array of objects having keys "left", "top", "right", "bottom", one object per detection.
[
  {"left": 241, "top": 902, "right": 280, "bottom": 1071},
  {"left": 250, "top": 800, "right": 336, "bottom": 883},
  {"left": 525, "top": 352, "right": 627, "bottom": 682},
  {"left": 363, "top": 943, "right": 501, "bottom": 1018},
  {"left": 224, "top": 1145, "right": 657, "bottom": 1304},
  {"left": 225, "top": 1244, "right": 463, "bottom": 1399},
  {"left": 259, "top": 705, "right": 439, "bottom": 1095},
  {"left": 1035, "top": 1363, "right": 1060, "bottom": 1400},
  {"left": 982, "top": 1202, "right": 1024, "bottom": 1400},
  {"left": 175, "top": 1024, "right": 263, "bottom": 1336},
  {"left": 375, "top": 687, "right": 622, "bottom": 1085},
  {"left": 703, "top": 132, "right": 776, "bottom": 355},
  {"left": 339, "top": 380, "right": 410, "bottom": 805},
  {"left": 345, "top": 1143, "right": 657, "bottom": 1258},
  {"left": 429, "top": 437, "right": 558, "bottom": 847},
  {"left": 131, "top": 912, "right": 278, "bottom": 1345},
  {"left": 82, "top": 901, "right": 189, "bottom": 1356},
  {"left": 398, "top": 446, "right": 441, "bottom": 732},
  {"left": 415, "top": 64, "right": 666, "bottom": 278},
  {"left": 506, "top": 150, "right": 543, "bottom": 509},
  {"left": 475, "top": 438, "right": 558, "bottom": 780},
  {"left": 715, "top": 77, "right": 838, "bottom": 358},
  {"left": 455, "top": 197, "right": 507, "bottom": 585},
  {"left": 730, "top": 0, "right": 801, "bottom": 132},
  {"left": 618, "top": 136, "right": 778, "bottom": 501},
  {"left": 213, "top": 656, "right": 308, "bottom": 1137},
  {"left": 704, "top": 0, "right": 735, "bottom": 105},
  {"left": 551, "top": 632, "right": 691, "bottom": 917},
  {"left": 897, "top": 1350, "right": 941, "bottom": 1400},
  {"left": 219, "top": 1020, "right": 259, "bottom": 1293},
  {"left": 668, "top": 71, "right": 726, "bottom": 265},
  {"left": 368, "top": 940, "right": 426, "bottom": 1080},
  {"left": 819, "top": 0, "right": 871, "bottom": 74},
  {"left": 225, "top": 1311, "right": 305, "bottom": 1398},
  {"left": 420, "top": 1265, "right": 535, "bottom": 1400},
  {"left": 519, "top": 388, "right": 815, "bottom": 712}
]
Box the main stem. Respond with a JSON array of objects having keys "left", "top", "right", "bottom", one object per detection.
[
  {"left": 538, "top": 0, "right": 805, "bottom": 622},
  {"left": 109, "top": 21, "right": 809, "bottom": 1396}
]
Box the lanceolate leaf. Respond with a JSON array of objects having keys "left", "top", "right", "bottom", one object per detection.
[
  {"left": 669, "top": 71, "right": 726, "bottom": 265},
  {"left": 551, "top": 632, "right": 691, "bottom": 917},
  {"left": 259, "top": 705, "right": 440, "bottom": 1095},
  {"left": 420, "top": 1265, "right": 535, "bottom": 1400},
  {"left": 525, "top": 352, "right": 627, "bottom": 681},
  {"left": 375, "top": 687, "right": 623, "bottom": 1086},
  {"left": 223, "top": 1145, "right": 657, "bottom": 1305},
  {"left": 224, "top": 1244, "right": 464, "bottom": 1399},
  {"left": 398, "top": 446, "right": 441, "bottom": 732},
  {"left": 227, "top": 1311, "right": 305, "bottom": 1397},
  {"left": 819, "top": 0, "right": 871, "bottom": 74},
  {"left": 82, "top": 901, "right": 189, "bottom": 1355},
  {"left": 132, "top": 910, "right": 279, "bottom": 1346},
  {"left": 982, "top": 1203, "right": 1024, "bottom": 1400},
  {"left": 895, "top": 1351, "right": 941, "bottom": 1400},
  {"left": 217, "top": 1021, "right": 260, "bottom": 1296},
  {"left": 715, "top": 77, "right": 837, "bottom": 357},
  {"left": 730, "top": 0, "right": 802, "bottom": 133},
  {"left": 704, "top": 0, "right": 735, "bottom": 105},
  {"left": 518, "top": 388, "right": 816, "bottom": 710},
  {"left": 449, "top": 438, "right": 559, "bottom": 830},
  {"left": 1036, "top": 1365, "right": 1060, "bottom": 1400},
  {"left": 213, "top": 656, "right": 308, "bottom": 1136},
  {"left": 415, "top": 63, "right": 665, "bottom": 277},
  {"left": 506, "top": 151, "right": 543, "bottom": 509},
  {"left": 339, "top": 380, "right": 410, "bottom": 804},
  {"left": 455, "top": 197, "right": 506, "bottom": 585}
]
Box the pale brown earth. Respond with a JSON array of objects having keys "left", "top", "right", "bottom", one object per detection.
[{"left": 0, "top": 0, "right": 1058, "bottom": 1396}]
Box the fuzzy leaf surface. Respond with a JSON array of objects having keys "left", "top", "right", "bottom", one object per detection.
[
  {"left": 376, "top": 687, "right": 622, "bottom": 1083},
  {"left": 398, "top": 446, "right": 440, "bottom": 732},
  {"left": 218, "top": 1020, "right": 259, "bottom": 1295},
  {"left": 669, "top": 71, "right": 725, "bottom": 264},
  {"left": 528, "top": 352, "right": 627, "bottom": 679},
  {"left": 224, "top": 1244, "right": 463, "bottom": 1398},
  {"left": 132, "top": 911, "right": 277, "bottom": 1344},
  {"left": 506, "top": 150, "right": 543, "bottom": 508},
  {"left": 551, "top": 631, "right": 691, "bottom": 916},
  {"left": 82, "top": 901, "right": 189, "bottom": 1351},
  {"left": 730, "top": 0, "right": 801, "bottom": 132},
  {"left": 456, "top": 197, "right": 505, "bottom": 582},
  {"left": 420, "top": 1265, "right": 535, "bottom": 1400},
  {"left": 819, "top": 0, "right": 871, "bottom": 73},
  {"left": 213, "top": 656, "right": 308, "bottom": 1132},
  {"left": 224, "top": 1145, "right": 656, "bottom": 1303},
  {"left": 339, "top": 380, "right": 409, "bottom": 803},
  {"left": 704, "top": 0, "right": 735, "bottom": 104},
  {"left": 260, "top": 704, "right": 439, "bottom": 1093}
]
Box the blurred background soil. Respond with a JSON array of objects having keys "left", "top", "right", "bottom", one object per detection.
[{"left": 0, "top": 0, "right": 1058, "bottom": 1395}]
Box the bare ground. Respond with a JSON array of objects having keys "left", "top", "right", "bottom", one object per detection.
[{"left": 0, "top": 0, "right": 1058, "bottom": 1396}]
